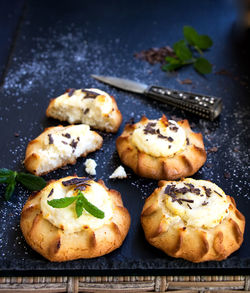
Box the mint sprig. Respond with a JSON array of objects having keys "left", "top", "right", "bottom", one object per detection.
[
  {"left": 47, "top": 190, "right": 105, "bottom": 219},
  {"left": 0, "top": 168, "right": 46, "bottom": 201},
  {"left": 162, "top": 26, "right": 213, "bottom": 74}
]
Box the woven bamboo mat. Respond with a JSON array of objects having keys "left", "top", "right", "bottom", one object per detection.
[{"left": 0, "top": 275, "right": 249, "bottom": 293}]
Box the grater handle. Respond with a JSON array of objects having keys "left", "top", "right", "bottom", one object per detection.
[{"left": 145, "top": 86, "right": 223, "bottom": 120}]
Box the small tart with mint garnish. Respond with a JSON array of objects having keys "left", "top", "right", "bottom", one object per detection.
[
  {"left": 116, "top": 115, "right": 206, "bottom": 180},
  {"left": 46, "top": 88, "right": 122, "bottom": 133},
  {"left": 20, "top": 176, "right": 130, "bottom": 262},
  {"left": 141, "top": 178, "right": 245, "bottom": 263}
]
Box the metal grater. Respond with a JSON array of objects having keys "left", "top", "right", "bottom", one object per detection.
[{"left": 147, "top": 86, "right": 223, "bottom": 120}]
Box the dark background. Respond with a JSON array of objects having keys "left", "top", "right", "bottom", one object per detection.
[{"left": 0, "top": 0, "right": 249, "bottom": 276}]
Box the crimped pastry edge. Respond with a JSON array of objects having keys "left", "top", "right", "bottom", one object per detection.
[
  {"left": 141, "top": 180, "right": 245, "bottom": 263},
  {"left": 20, "top": 177, "right": 131, "bottom": 262},
  {"left": 116, "top": 115, "right": 206, "bottom": 180}
]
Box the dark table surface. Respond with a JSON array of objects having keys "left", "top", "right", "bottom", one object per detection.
[{"left": 0, "top": 0, "right": 249, "bottom": 276}]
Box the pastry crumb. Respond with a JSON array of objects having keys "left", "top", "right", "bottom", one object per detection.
[
  {"left": 109, "top": 166, "right": 127, "bottom": 179},
  {"left": 84, "top": 159, "right": 97, "bottom": 175}
]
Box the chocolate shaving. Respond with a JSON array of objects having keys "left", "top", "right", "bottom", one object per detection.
[
  {"left": 169, "top": 126, "right": 178, "bottom": 132},
  {"left": 62, "top": 177, "right": 90, "bottom": 187},
  {"left": 187, "top": 203, "right": 192, "bottom": 209},
  {"left": 207, "top": 146, "right": 218, "bottom": 153},
  {"left": 164, "top": 185, "right": 176, "bottom": 196},
  {"left": 202, "top": 201, "right": 208, "bottom": 206},
  {"left": 179, "top": 78, "right": 193, "bottom": 85},
  {"left": 178, "top": 198, "right": 194, "bottom": 203},
  {"left": 203, "top": 186, "right": 212, "bottom": 197},
  {"left": 61, "top": 141, "right": 68, "bottom": 145},
  {"left": 215, "top": 69, "right": 232, "bottom": 76},
  {"left": 186, "top": 138, "right": 190, "bottom": 145},
  {"left": 214, "top": 190, "right": 223, "bottom": 197},
  {"left": 184, "top": 183, "right": 194, "bottom": 189},
  {"left": 193, "top": 188, "right": 200, "bottom": 195},
  {"left": 175, "top": 187, "right": 190, "bottom": 194},
  {"left": 48, "top": 134, "right": 54, "bottom": 144},
  {"left": 157, "top": 133, "right": 168, "bottom": 139},
  {"left": 82, "top": 89, "right": 98, "bottom": 99},
  {"left": 168, "top": 145, "right": 171, "bottom": 149},
  {"left": 74, "top": 183, "right": 91, "bottom": 191},
  {"left": 84, "top": 108, "right": 90, "bottom": 114},
  {"left": 67, "top": 88, "right": 75, "bottom": 97},
  {"left": 143, "top": 122, "right": 157, "bottom": 135},
  {"left": 48, "top": 188, "right": 54, "bottom": 197},
  {"left": 70, "top": 139, "right": 78, "bottom": 149},
  {"left": 224, "top": 172, "right": 231, "bottom": 179},
  {"left": 134, "top": 46, "right": 175, "bottom": 65},
  {"left": 206, "top": 163, "right": 213, "bottom": 168},
  {"left": 62, "top": 133, "right": 71, "bottom": 139},
  {"left": 167, "top": 136, "right": 174, "bottom": 142},
  {"left": 165, "top": 184, "right": 197, "bottom": 205}
]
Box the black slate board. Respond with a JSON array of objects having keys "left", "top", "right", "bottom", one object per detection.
[{"left": 0, "top": 0, "right": 249, "bottom": 276}]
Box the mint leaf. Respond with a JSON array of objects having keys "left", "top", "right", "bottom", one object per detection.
[
  {"left": 173, "top": 40, "right": 192, "bottom": 61},
  {"left": 183, "top": 26, "right": 199, "bottom": 46},
  {"left": 47, "top": 196, "right": 78, "bottom": 208},
  {"left": 162, "top": 62, "right": 183, "bottom": 72},
  {"left": 163, "top": 56, "right": 183, "bottom": 71},
  {"left": 0, "top": 168, "right": 14, "bottom": 177},
  {"left": 0, "top": 168, "right": 14, "bottom": 184},
  {"left": 79, "top": 191, "right": 105, "bottom": 219},
  {"left": 16, "top": 172, "right": 46, "bottom": 191},
  {"left": 5, "top": 182, "right": 16, "bottom": 201},
  {"left": 194, "top": 57, "right": 212, "bottom": 74},
  {"left": 184, "top": 26, "right": 212, "bottom": 50},
  {"left": 0, "top": 177, "right": 9, "bottom": 184},
  {"left": 75, "top": 194, "right": 84, "bottom": 218},
  {"left": 195, "top": 35, "right": 213, "bottom": 50}
]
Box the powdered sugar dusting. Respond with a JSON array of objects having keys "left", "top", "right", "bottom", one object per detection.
[{"left": 0, "top": 21, "right": 249, "bottom": 267}]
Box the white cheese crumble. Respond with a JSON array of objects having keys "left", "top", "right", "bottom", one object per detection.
[
  {"left": 84, "top": 159, "right": 97, "bottom": 175},
  {"left": 109, "top": 166, "right": 127, "bottom": 179}
]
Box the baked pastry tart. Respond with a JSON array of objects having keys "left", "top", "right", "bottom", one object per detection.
[
  {"left": 20, "top": 176, "right": 131, "bottom": 262},
  {"left": 116, "top": 115, "right": 206, "bottom": 180},
  {"left": 24, "top": 124, "right": 103, "bottom": 176},
  {"left": 46, "top": 88, "right": 122, "bottom": 133},
  {"left": 141, "top": 178, "right": 245, "bottom": 262}
]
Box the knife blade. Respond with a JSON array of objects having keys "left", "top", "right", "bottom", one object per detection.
[{"left": 91, "top": 74, "right": 223, "bottom": 120}]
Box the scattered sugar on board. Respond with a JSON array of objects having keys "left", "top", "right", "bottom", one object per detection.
[{"left": 0, "top": 23, "right": 249, "bottom": 262}]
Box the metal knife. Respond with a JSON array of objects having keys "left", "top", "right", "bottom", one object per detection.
[{"left": 91, "top": 74, "right": 223, "bottom": 120}]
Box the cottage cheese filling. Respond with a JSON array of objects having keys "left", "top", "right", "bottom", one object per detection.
[
  {"left": 160, "top": 178, "right": 230, "bottom": 229},
  {"left": 131, "top": 118, "right": 186, "bottom": 157},
  {"left": 40, "top": 179, "right": 113, "bottom": 232}
]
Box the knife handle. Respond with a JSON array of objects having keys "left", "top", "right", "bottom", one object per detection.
[{"left": 145, "top": 86, "right": 223, "bottom": 120}]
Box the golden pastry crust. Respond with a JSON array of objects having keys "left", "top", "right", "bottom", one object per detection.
[
  {"left": 20, "top": 177, "right": 131, "bottom": 262},
  {"left": 46, "top": 88, "right": 122, "bottom": 133},
  {"left": 141, "top": 179, "right": 245, "bottom": 263},
  {"left": 24, "top": 124, "right": 103, "bottom": 176},
  {"left": 116, "top": 115, "right": 206, "bottom": 180}
]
